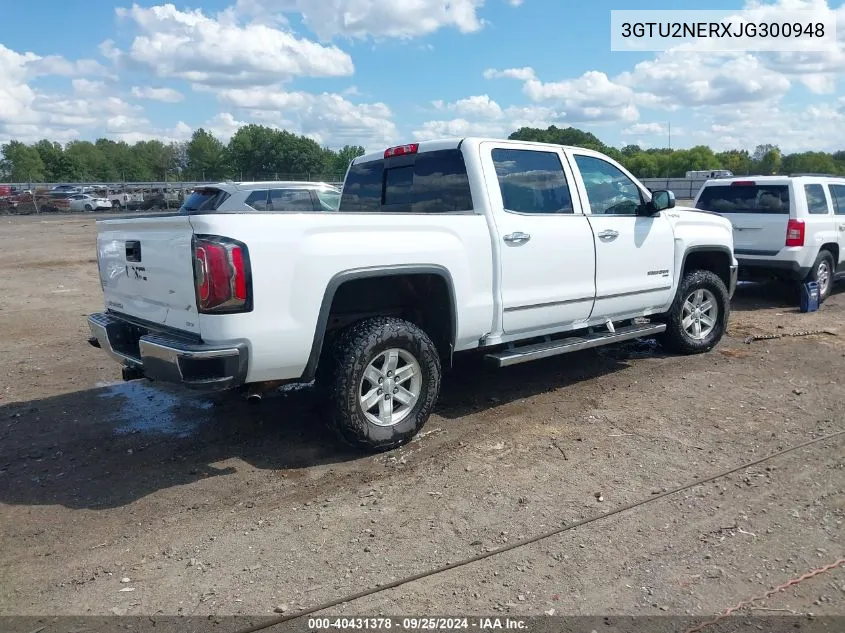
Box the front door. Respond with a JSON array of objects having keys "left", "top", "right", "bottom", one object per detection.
[
  {"left": 567, "top": 151, "right": 676, "bottom": 319},
  {"left": 480, "top": 142, "right": 596, "bottom": 335}
]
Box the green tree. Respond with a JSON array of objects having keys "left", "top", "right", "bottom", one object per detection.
[
  {"left": 186, "top": 129, "right": 227, "bottom": 180},
  {"left": 715, "top": 149, "right": 753, "bottom": 176},
  {"left": 753, "top": 144, "right": 782, "bottom": 175},
  {"left": 0, "top": 141, "right": 46, "bottom": 182},
  {"left": 509, "top": 125, "right": 607, "bottom": 151},
  {"left": 780, "top": 151, "right": 837, "bottom": 176},
  {"left": 331, "top": 145, "right": 365, "bottom": 177}
]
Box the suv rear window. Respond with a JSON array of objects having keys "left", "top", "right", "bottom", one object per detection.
[
  {"left": 179, "top": 188, "right": 231, "bottom": 214},
  {"left": 695, "top": 184, "right": 790, "bottom": 214},
  {"left": 339, "top": 149, "right": 473, "bottom": 213}
]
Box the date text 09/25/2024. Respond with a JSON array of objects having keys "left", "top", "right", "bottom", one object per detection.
[{"left": 307, "top": 617, "right": 528, "bottom": 630}]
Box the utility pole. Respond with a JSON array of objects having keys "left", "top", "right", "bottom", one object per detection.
[{"left": 668, "top": 121, "right": 671, "bottom": 150}]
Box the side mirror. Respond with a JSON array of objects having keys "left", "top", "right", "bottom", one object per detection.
[{"left": 650, "top": 189, "right": 675, "bottom": 212}]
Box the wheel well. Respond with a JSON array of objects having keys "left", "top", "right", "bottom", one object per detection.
[
  {"left": 819, "top": 243, "right": 839, "bottom": 262},
  {"left": 683, "top": 249, "right": 732, "bottom": 290},
  {"left": 320, "top": 273, "right": 455, "bottom": 369}
]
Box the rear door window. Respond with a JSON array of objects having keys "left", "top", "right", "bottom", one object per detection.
[
  {"left": 339, "top": 149, "right": 473, "bottom": 213},
  {"left": 268, "top": 189, "right": 315, "bottom": 211},
  {"left": 695, "top": 184, "right": 790, "bottom": 214},
  {"left": 804, "top": 184, "right": 830, "bottom": 215},
  {"left": 829, "top": 184, "right": 845, "bottom": 214},
  {"left": 491, "top": 148, "right": 573, "bottom": 214},
  {"left": 244, "top": 190, "right": 269, "bottom": 211}
]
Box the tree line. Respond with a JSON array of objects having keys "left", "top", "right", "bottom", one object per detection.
[
  {"left": 2, "top": 123, "right": 844, "bottom": 183},
  {"left": 0, "top": 125, "right": 365, "bottom": 184}
]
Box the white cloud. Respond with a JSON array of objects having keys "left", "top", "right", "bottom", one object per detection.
[
  {"left": 622, "top": 122, "right": 667, "bottom": 135},
  {"left": 483, "top": 66, "right": 536, "bottom": 81},
  {"left": 72, "top": 79, "right": 107, "bottom": 95},
  {"left": 131, "top": 86, "right": 184, "bottom": 103},
  {"left": 235, "top": 0, "right": 487, "bottom": 40},
  {"left": 109, "top": 121, "right": 193, "bottom": 145},
  {"left": 111, "top": 4, "right": 354, "bottom": 87},
  {"left": 217, "top": 87, "right": 398, "bottom": 149},
  {"left": 523, "top": 71, "right": 640, "bottom": 122},
  {"left": 202, "top": 112, "right": 248, "bottom": 142}
]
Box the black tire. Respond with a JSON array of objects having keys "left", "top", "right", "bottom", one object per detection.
[
  {"left": 324, "top": 317, "right": 441, "bottom": 452},
  {"left": 805, "top": 250, "right": 835, "bottom": 303},
  {"left": 658, "top": 269, "right": 729, "bottom": 354},
  {"left": 84, "top": 204, "right": 93, "bottom": 212}
]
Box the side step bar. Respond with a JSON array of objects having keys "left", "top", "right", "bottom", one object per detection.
[{"left": 484, "top": 323, "right": 667, "bottom": 368}]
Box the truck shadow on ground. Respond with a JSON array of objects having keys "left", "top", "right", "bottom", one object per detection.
[
  {"left": 0, "top": 346, "right": 642, "bottom": 510},
  {"left": 730, "top": 280, "right": 845, "bottom": 312}
]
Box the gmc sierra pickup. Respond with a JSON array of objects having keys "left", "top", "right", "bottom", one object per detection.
[{"left": 88, "top": 137, "right": 738, "bottom": 451}]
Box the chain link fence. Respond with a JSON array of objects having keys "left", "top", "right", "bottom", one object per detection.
[{"left": 0, "top": 175, "right": 347, "bottom": 215}]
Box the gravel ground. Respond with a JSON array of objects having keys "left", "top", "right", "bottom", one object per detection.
[{"left": 0, "top": 214, "right": 843, "bottom": 628}]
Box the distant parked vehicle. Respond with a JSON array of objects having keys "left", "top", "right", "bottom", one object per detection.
[
  {"left": 179, "top": 181, "right": 342, "bottom": 213},
  {"left": 51, "top": 184, "right": 82, "bottom": 193},
  {"left": 67, "top": 193, "right": 111, "bottom": 212},
  {"left": 694, "top": 175, "right": 845, "bottom": 302},
  {"left": 686, "top": 170, "right": 734, "bottom": 179}
]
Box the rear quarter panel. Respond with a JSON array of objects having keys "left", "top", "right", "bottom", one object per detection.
[{"left": 188, "top": 212, "right": 495, "bottom": 382}]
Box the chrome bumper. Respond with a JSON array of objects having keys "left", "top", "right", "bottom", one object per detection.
[
  {"left": 729, "top": 263, "right": 739, "bottom": 299},
  {"left": 87, "top": 312, "right": 248, "bottom": 390}
]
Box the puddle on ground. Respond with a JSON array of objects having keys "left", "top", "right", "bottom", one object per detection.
[{"left": 97, "top": 381, "right": 214, "bottom": 437}]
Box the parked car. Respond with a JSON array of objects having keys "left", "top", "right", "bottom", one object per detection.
[
  {"left": 694, "top": 175, "right": 845, "bottom": 302},
  {"left": 51, "top": 184, "right": 82, "bottom": 193},
  {"left": 179, "top": 181, "right": 342, "bottom": 213},
  {"left": 87, "top": 137, "right": 737, "bottom": 451},
  {"left": 67, "top": 193, "right": 111, "bottom": 212},
  {"left": 109, "top": 190, "right": 145, "bottom": 210}
]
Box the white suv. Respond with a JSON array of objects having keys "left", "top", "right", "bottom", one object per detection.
[
  {"left": 694, "top": 175, "right": 845, "bottom": 301},
  {"left": 180, "top": 181, "right": 341, "bottom": 214}
]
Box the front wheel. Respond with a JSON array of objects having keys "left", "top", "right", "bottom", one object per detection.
[
  {"left": 324, "top": 317, "right": 441, "bottom": 452},
  {"left": 83, "top": 204, "right": 93, "bottom": 212},
  {"left": 658, "top": 270, "right": 729, "bottom": 354}
]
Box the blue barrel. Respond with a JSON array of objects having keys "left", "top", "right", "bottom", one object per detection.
[{"left": 800, "top": 281, "right": 820, "bottom": 313}]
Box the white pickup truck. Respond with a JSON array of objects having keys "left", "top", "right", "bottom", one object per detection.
[{"left": 88, "top": 137, "right": 738, "bottom": 451}]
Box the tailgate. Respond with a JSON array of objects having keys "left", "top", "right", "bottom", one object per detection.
[
  {"left": 695, "top": 182, "right": 790, "bottom": 255},
  {"left": 96, "top": 215, "right": 200, "bottom": 334}
]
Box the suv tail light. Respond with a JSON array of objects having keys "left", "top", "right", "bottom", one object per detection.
[
  {"left": 192, "top": 235, "right": 252, "bottom": 313},
  {"left": 785, "top": 219, "right": 805, "bottom": 247}
]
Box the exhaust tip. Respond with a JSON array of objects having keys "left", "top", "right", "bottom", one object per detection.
[{"left": 246, "top": 392, "right": 262, "bottom": 404}]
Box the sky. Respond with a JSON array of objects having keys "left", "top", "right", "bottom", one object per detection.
[{"left": 1, "top": 0, "right": 844, "bottom": 153}]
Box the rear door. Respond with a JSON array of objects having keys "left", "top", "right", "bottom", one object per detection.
[
  {"left": 695, "top": 181, "right": 790, "bottom": 257},
  {"left": 480, "top": 142, "right": 596, "bottom": 335},
  {"left": 829, "top": 183, "right": 845, "bottom": 272}
]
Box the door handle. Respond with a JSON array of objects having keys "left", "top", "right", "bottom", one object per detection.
[
  {"left": 838, "top": 224, "right": 845, "bottom": 231},
  {"left": 597, "top": 230, "right": 619, "bottom": 240},
  {"left": 503, "top": 232, "right": 531, "bottom": 244}
]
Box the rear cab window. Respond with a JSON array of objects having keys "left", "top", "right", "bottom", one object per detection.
[
  {"left": 339, "top": 148, "right": 473, "bottom": 213},
  {"left": 695, "top": 182, "right": 790, "bottom": 214},
  {"left": 829, "top": 183, "right": 845, "bottom": 215},
  {"left": 179, "top": 188, "right": 231, "bottom": 214}
]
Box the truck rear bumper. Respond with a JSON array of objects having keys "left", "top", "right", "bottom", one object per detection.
[{"left": 87, "top": 312, "right": 248, "bottom": 390}]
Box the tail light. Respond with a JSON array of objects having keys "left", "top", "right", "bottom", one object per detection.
[
  {"left": 192, "top": 235, "right": 252, "bottom": 313},
  {"left": 384, "top": 143, "right": 419, "bottom": 158},
  {"left": 785, "top": 219, "right": 805, "bottom": 247}
]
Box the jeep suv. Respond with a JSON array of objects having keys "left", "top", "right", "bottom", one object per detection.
[{"left": 694, "top": 175, "right": 845, "bottom": 301}]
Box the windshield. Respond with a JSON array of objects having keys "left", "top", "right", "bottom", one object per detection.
[
  {"left": 315, "top": 188, "right": 341, "bottom": 211},
  {"left": 696, "top": 184, "right": 790, "bottom": 214}
]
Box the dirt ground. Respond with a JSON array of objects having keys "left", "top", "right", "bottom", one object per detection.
[{"left": 1, "top": 214, "right": 843, "bottom": 627}]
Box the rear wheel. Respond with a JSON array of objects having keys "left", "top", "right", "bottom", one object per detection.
[
  {"left": 658, "top": 269, "right": 729, "bottom": 354},
  {"left": 84, "top": 203, "right": 93, "bottom": 212},
  {"left": 324, "top": 317, "right": 441, "bottom": 452},
  {"left": 805, "top": 250, "right": 835, "bottom": 303}
]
